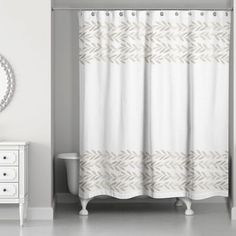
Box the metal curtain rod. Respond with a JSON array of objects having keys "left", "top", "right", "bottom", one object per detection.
[{"left": 52, "top": 7, "right": 233, "bottom": 11}]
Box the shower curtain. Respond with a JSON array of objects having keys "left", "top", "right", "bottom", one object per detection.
[{"left": 78, "top": 10, "right": 230, "bottom": 200}]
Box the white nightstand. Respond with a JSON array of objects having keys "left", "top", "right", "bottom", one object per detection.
[{"left": 0, "top": 142, "right": 28, "bottom": 226}]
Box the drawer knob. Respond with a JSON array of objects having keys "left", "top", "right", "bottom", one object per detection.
[
  {"left": 3, "top": 156, "right": 6, "bottom": 160},
  {"left": 3, "top": 173, "right": 7, "bottom": 176},
  {"left": 3, "top": 188, "right": 6, "bottom": 192}
]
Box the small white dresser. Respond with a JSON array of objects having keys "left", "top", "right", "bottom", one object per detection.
[{"left": 0, "top": 142, "right": 28, "bottom": 226}]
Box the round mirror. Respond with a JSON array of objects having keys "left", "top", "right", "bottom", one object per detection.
[{"left": 0, "top": 55, "right": 15, "bottom": 112}]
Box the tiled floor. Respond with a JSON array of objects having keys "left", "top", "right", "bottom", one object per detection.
[{"left": 0, "top": 200, "right": 236, "bottom": 236}]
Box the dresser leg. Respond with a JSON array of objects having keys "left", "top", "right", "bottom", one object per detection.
[{"left": 19, "top": 203, "right": 24, "bottom": 226}]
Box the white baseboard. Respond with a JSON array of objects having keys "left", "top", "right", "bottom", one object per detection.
[
  {"left": 228, "top": 199, "right": 236, "bottom": 220},
  {"left": 56, "top": 193, "right": 227, "bottom": 204},
  {"left": 231, "top": 207, "right": 236, "bottom": 220},
  {"left": 28, "top": 207, "right": 54, "bottom": 220},
  {"left": 0, "top": 205, "right": 54, "bottom": 220}
]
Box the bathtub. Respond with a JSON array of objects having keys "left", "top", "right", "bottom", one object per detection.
[
  {"left": 57, "top": 153, "right": 79, "bottom": 195},
  {"left": 57, "top": 153, "right": 91, "bottom": 215},
  {"left": 57, "top": 153, "right": 91, "bottom": 216},
  {"left": 57, "top": 153, "right": 193, "bottom": 216}
]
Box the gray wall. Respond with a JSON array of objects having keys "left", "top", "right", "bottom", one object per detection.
[
  {"left": 54, "top": 0, "right": 235, "bottom": 208},
  {"left": 54, "top": 0, "right": 232, "bottom": 9},
  {"left": 0, "top": 0, "right": 52, "bottom": 212},
  {"left": 54, "top": 10, "right": 79, "bottom": 193}
]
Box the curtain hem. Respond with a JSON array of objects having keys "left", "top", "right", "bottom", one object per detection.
[{"left": 79, "top": 191, "right": 228, "bottom": 200}]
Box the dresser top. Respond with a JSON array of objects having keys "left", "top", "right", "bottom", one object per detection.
[{"left": 0, "top": 141, "right": 29, "bottom": 146}]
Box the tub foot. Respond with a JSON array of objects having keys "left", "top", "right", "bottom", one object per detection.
[
  {"left": 174, "top": 198, "right": 183, "bottom": 207},
  {"left": 79, "top": 198, "right": 91, "bottom": 216},
  {"left": 181, "top": 197, "right": 194, "bottom": 216}
]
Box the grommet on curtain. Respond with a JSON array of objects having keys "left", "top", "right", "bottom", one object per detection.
[
  {"left": 119, "top": 12, "right": 123, "bottom": 16},
  {"left": 213, "top": 12, "right": 217, "bottom": 16},
  {"left": 160, "top": 12, "right": 164, "bottom": 16},
  {"left": 106, "top": 11, "right": 109, "bottom": 16},
  {"left": 132, "top": 12, "right": 135, "bottom": 16},
  {"left": 226, "top": 12, "right": 228, "bottom": 16},
  {"left": 188, "top": 11, "right": 192, "bottom": 16},
  {"left": 91, "top": 12, "right": 95, "bottom": 16},
  {"left": 146, "top": 12, "right": 150, "bottom": 16},
  {"left": 175, "top": 12, "right": 179, "bottom": 16},
  {"left": 200, "top": 12, "right": 204, "bottom": 16}
]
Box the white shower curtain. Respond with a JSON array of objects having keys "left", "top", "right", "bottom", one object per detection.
[{"left": 78, "top": 10, "right": 230, "bottom": 200}]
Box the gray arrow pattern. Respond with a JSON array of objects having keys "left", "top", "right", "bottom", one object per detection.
[
  {"left": 79, "top": 21, "right": 230, "bottom": 64},
  {"left": 79, "top": 150, "right": 228, "bottom": 198}
]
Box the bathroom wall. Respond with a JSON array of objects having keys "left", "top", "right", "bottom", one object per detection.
[
  {"left": 53, "top": 0, "right": 235, "bottom": 212},
  {"left": 0, "top": 0, "right": 53, "bottom": 219},
  {"left": 54, "top": 0, "right": 232, "bottom": 9}
]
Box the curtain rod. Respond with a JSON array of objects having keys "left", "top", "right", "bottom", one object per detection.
[{"left": 52, "top": 7, "right": 233, "bottom": 11}]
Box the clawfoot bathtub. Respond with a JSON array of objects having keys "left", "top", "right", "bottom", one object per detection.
[
  {"left": 57, "top": 153, "right": 90, "bottom": 215},
  {"left": 57, "top": 153, "right": 194, "bottom": 216}
]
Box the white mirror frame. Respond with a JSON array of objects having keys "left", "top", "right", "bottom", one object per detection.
[{"left": 0, "top": 55, "right": 15, "bottom": 112}]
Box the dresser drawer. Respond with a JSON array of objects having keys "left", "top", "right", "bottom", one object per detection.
[
  {"left": 0, "top": 183, "right": 18, "bottom": 198},
  {"left": 0, "top": 151, "right": 18, "bottom": 165},
  {"left": 0, "top": 167, "right": 18, "bottom": 182}
]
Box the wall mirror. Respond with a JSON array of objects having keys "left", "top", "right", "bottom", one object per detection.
[{"left": 0, "top": 55, "right": 15, "bottom": 112}]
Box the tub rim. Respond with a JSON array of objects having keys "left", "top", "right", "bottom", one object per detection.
[{"left": 57, "top": 153, "right": 79, "bottom": 160}]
